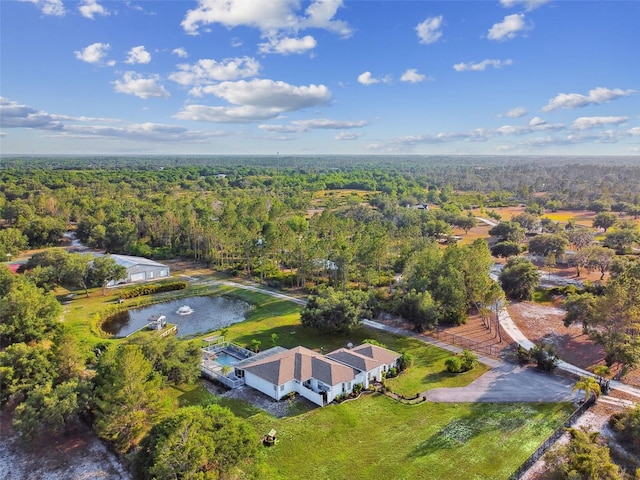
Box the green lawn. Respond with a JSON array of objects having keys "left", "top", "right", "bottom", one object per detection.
[
  {"left": 248, "top": 395, "right": 572, "bottom": 480},
  {"left": 63, "top": 275, "right": 572, "bottom": 480}
]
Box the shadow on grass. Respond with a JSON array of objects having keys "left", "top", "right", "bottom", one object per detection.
[{"left": 408, "top": 404, "right": 536, "bottom": 458}]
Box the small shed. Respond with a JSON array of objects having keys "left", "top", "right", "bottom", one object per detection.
[{"left": 263, "top": 429, "right": 277, "bottom": 446}]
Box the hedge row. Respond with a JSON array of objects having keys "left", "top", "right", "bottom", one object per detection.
[{"left": 119, "top": 281, "right": 188, "bottom": 299}]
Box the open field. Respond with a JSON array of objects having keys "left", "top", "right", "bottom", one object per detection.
[{"left": 249, "top": 395, "right": 573, "bottom": 480}]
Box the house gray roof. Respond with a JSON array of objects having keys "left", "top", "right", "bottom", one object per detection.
[
  {"left": 350, "top": 343, "right": 400, "bottom": 365},
  {"left": 240, "top": 346, "right": 356, "bottom": 387},
  {"left": 326, "top": 348, "right": 381, "bottom": 373}
]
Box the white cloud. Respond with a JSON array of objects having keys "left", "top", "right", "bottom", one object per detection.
[
  {"left": 500, "top": 107, "right": 527, "bottom": 118},
  {"left": 21, "top": 0, "right": 65, "bottom": 16},
  {"left": 172, "top": 48, "right": 188, "bottom": 58},
  {"left": 113, "top": 72, "right": 170, "bottom": 99},
  {"left": 74, "top": 42, "right": 111, "bottom": 64},
  {"left": 400, "top": 69, "right": 427, "bottom": 83},
  {"left": 416, "top": 15, "right": 443, "bottom": 44},
  {"left": 335, "top": 132, "right": 363, "bottom": 140},
  {"left": 357, "top": 72, "right": 378, "bottom": 86},
  {"left": 0, "top": 97, "right": 225, "bottom": 144},
  {"left": 181, "top": 0, "right": 351, "bottom": 38},
  {"left": 488, "top": 13, "right": 527, "bottom": 41},
  {"left": 0, "top": 97, "right": 62, "bottom": 129},
  {"left": 125, "top": 46, "right": 152, "bottom": 64},
  {"left": 79, "top": 0, "right": 109, "bottom": 19},
  {"left": 169, "top": 57, "right": 260, "bottom": 86},
  {"left": 258, "top": 35, "right": 317, "bottom": 55},
  {"left": 542, "top": 87, "right": 636, "bottom": 112},
  {"left": 260, "top": 118, "right": 367, "bottom": 133},
  {"left": 529, "top": 116, "right": 546, "bottom": 126},
  {"left": 175, "top": 79, "right": 332, "bottom": 123},
  {"left": 500, "top": 0, "right": 551, "bottom": 11},
  {"left": 572, "top": 116, "right": 629, "bottom": 130},
  {"left": 175, "top": 105, "right": 282, "bottom": 123},
  {"left": 357, "top": 71, "right": 392, "bottom": 86},
  {"left": 628, "top": 127, "right": 640, "bottom": 136},
  {"left": 453, "top": 59, "right": 513, "bottom": 72},
  {"left": 197, "top": 79, "right": 331, "bottom": 110}
]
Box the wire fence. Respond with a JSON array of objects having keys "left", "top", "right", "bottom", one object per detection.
[
  {"left": 508, "top": 394, "right": 597, "bottom": 480},
  {"left": 428, "top": 330, "right": 501, "bottom": 358}
]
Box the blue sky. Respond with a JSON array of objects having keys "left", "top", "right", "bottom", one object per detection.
[{"left": 1, "top": 0, "right": 639, "bottom": 156}]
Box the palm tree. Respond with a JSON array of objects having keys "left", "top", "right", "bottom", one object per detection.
[{"left": 572, "top": 375, "right": 601, "bottom": 402}]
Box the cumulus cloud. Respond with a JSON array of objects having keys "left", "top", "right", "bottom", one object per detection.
[
  {"left": 125, "top": 46, "right": 152, "bottom": 64},
  {"left": 79, "top": 0, "right": 109, "bottom": 19},
  {"left": 0, "top": 97, "right": 62, "bottom": 129},
  {"left": 400, "top": 69, "right": 427, "bottom": 83},
  {"left": 113, "top": 72, "right": 170, "bottom": 99},
  {"left": 488, "top": 13, "right": 528, "bottom": 41},
  {"left": 453, "top": 59, "right": 513, "bottom": 72},
  {"left": 258, "top": 35, "right": 317, "bottom": 55},
  {"left": 357, "top": 71, "right": 391, "bottom": 85},
  {"left": 416, "top": 15, "right": 443, "bottom": 44},
  {"left": 196, "top": 79, "right": 331, "bottom": 109},
  {"left": 542, "top": 87, "right": 636, "bottom": 112},
  {"left": 21, "top": 0, "right": 65, "bottom": 16},
  {"left": 74, "top": 42, "right": 112, "bottom": 64},
  {"left": 500, "top": 107, "right": 528, "bottom": 118},
  {"left": 175, "top": 79, "right": 332, "bottom": 123},
  {"left": 0, "top": 97, "right": 224, "bottom": 144},
  {"left": 529, "top": 116, "right": 546, "bottom": 126},
  {"left": 181, "top": 0, "right": 351, "bottom": 39},
  {"left": 500, "top": 0, "right": 551, "bottom": 11},
  {"left": 174, "top": 105, "right": 282, "bottom": 123},
  {"left": 572, "top": 116, "right": 629, "bottom": 130},
  {"left": 172, "top": 48, "right": 188, "bottom": 58},
  {"left": 336, "top": 132, "right": 363, "bottom": 140},
  {"left": 260, "top": 118, "right": 367, "bottom": 133},
  {"left": 169, "top": 57, "right": 260, "bottom": 87},
  {"left": 628, "top": 127, "right": 640, "bottom": 136}
]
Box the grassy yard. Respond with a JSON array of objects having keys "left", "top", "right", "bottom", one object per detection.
[
  {"left": 248, "top": 395, "right": 572, "bottom": 480},
  {"left": 61, "top": 273, "right": 574, "bottom": 480}
]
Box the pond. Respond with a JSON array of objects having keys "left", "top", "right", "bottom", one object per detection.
[{"left": 102, "top": 296, "right": 251, "bottom": 338}]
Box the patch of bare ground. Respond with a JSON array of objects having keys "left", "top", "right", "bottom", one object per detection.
[
  {"left": 0, "top": 403, "right": 130, "bottom": 480},
  {"left": 437, "top": 312, "right": 517, "bottom": 357},
  {"left": 507, "top": 301, "right": 640, "bottom": 387}
]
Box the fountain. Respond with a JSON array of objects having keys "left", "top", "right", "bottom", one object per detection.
[{"left": 176, "top": 305, "right": 194, "bottom": 316}]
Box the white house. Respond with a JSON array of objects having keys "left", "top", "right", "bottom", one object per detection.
[
  {"left": 326, "top": 343, "right": 400, "bottom": 388},
  {"left": 234, "top": 343, "right": 400, "bottom": 407}
]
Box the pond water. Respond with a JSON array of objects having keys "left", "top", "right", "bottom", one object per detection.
[{"left": 102, "top": 296, "right": 251, "bottom": 338}]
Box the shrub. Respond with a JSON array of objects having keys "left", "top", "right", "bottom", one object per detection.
[
  {"left": 516, "top": 344, "right": 531, "bottom": 365},
  {"left": 445, "top": 350, "right": 477, "bottom": 373},
  {"left": 460, "top": 350, "right": 478, "bottom": 371},
  {"left": 445, "top": 356, "right": 463, "bottom": 373},
  {"left": 119, "top": 281, "right": 187, "bottom": 299},
  {"left": 529, "top": 343, "right": 559, "bottom": 372}
]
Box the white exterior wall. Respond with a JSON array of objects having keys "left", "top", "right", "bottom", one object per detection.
[
  {"left": 296, "top": 384, "right": 325, "bottom": 406},
  {"left": 244, "top": 371, "right": 279, "bottom": 401}
]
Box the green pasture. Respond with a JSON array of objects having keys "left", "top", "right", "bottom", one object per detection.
[{"left": 249, "top": 396, "right": 572, "bottom": 480}]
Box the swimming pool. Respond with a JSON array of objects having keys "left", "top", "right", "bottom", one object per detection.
[{"left": 214, "top": 351, "right": 242, "bottom": 367}]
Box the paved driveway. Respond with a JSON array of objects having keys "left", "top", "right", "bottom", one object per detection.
[{"left": 426, "top": 363, "right": 580, "bottom": 403}]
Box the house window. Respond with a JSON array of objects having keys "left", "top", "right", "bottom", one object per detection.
[
  {"left": 274, "top": 385, "right": 277, "bottom": 391},
  {"left": 280, "top": 385, "right": 285, "bottom": 391}
]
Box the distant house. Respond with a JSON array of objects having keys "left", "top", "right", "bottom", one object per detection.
[
  {"left": 103, "top": 254, "right": 170, "bottom": 285},
  {"left": 234, "top": 343, "right": 400, "bottom": 407}
]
